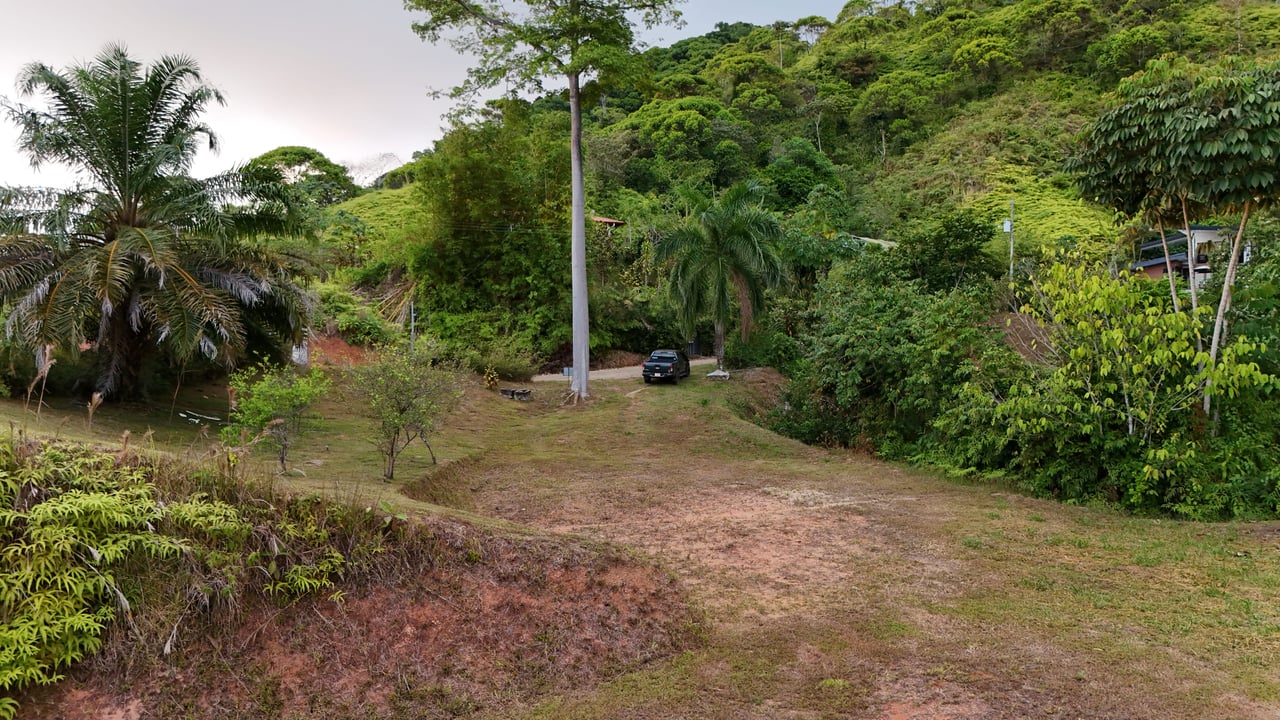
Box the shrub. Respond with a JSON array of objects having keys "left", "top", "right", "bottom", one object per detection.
[
  {"left": 348, "top": 344, "right": 465, "bottom": 479},
  {"left": 995, "top": 259, "right": 1277, "bottom": 517},
  {"left": 475, "top": 338, "right": 539, "bottom": 382},
  {"left": 772, "top": 253, "right": 1005, "bottom": 457},
  {"left": 223, "top": 363, "right": 330, "bottom": 474},
  {"left": 316, "top": 284, "right": 399, "bottom": 347},
  {"left": 0, "top": 447, "right": 182, "bottom": 717},
  {"left": 724, "top": 294, "right": 805, "bottom": 373},
  {"left": 0, "top": 433, "right": 444, "bottom": 719}
]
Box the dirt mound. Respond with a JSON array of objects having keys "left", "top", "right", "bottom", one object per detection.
[
  {"left": 308, "top": 334, "right": 374, "bottom": 368},
  {"left": 538, "top": 346, "right": 647, "bottom": 374},
  {"left": 18, "top": 519, "right": 695, "bottom": 720},
  {"left": 723, "top": 366, "right": 789, "bottom": 424}
]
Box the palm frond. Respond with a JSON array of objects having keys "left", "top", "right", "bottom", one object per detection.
[
  {"left": 658, "top": 180, "right": 786, "bottom": 345},
  {"left": 0, "top": 235, "right": 58, "bottom": 295},
  {"left": 0, "top": 45, "right": 315, "bottom": 397}
]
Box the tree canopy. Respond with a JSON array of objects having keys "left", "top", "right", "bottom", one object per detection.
[{"left": 249, "top": 145, "right": 361, "bottom": 206}]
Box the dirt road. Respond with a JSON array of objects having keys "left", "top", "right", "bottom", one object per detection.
[{"left": 532, "top": 356, "right": 717, "bottom": 382}]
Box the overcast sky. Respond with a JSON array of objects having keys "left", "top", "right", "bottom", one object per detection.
[{"left": 0, "top": 0, "right": 844, "bottom": 188}]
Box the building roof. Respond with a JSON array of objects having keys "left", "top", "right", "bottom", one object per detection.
[
  {"left": 1136, "top": 225, "right": 1230, "bottom": 254},
  {"left": 1134, "top": 252, "right": 1188, "bottom": 269}
]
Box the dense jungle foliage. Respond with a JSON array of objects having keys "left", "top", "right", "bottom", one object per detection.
[{"left": 291, "top": 0, "right": 1280, "bottom": 518}]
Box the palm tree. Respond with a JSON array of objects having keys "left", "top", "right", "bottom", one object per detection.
[
  {"left": 0, "top": 45, "right": 311, "bottom": 399},
  {"left": 658, "top": 181, "right": 786, "bottom": 371}
]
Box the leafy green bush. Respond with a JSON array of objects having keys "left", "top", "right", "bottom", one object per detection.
[
  {"left": 592, "top": 285, "right": 687, "bottom": 357},
  {"left": 316, "top": 284, "right": 399, "bottom": 347},
  {"left": 223, "top": 363, "right": 330, "bottom": 473},
  {"left": 994, "top": 259, "right": 1277, "bottom": 517},
  {"left": 415, "top": 314, "right": 543, "bottom": 381},
  {"left": 335, "top": 311, "right": 397, "bottom": 347},
  {"left": 723, "top": 297, "right": 804, "bottom": 373},
  {"left": 771, "top": 251, "right": 1006, "bottom": 457},
  {"left": 476, "top": 339, "right": 539, "bottom": 382}
]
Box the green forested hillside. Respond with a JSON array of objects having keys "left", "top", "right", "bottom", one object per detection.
[
  {"left": 336, "top": 0, "right": 1280, "bottom": 353},
  {"left": 323, "top": 0, "right": 1280, "bottom": 519},
  {"left": 357, "top": 0, "right": 1280, "bottom": 271}
]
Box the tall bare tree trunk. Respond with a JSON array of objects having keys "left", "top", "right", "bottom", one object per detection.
[
  {"left": 714, "top": 321, "right": 726, "bottom": 371},
  {"left": 568, "top": 71, "right": 590, "bottom": 400},
  {"left": 1180, "top": 196, "right": 1201, "bottom": 350},
  {"left": 1204, "top": 200, "right": 1253, "bottom": 415},
  {"left": 1156, "top": 219, "right": 1180, "bottom": 311}
]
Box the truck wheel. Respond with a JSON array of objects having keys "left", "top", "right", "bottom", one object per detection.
[{"left": 643, "top": 377, "right": 651, "bottom": 384}]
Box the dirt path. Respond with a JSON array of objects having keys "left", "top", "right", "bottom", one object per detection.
[
  {"left": 532, "top": 357, "right": 717, "bottom": 382},
  {"left": 460, "top": 371, "right": 1279, "bottom": 720}
]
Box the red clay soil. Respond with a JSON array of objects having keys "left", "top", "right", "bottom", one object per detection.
[
  {"left": 16, "top": 520, "right": 694, "bottom": 720},
  {"left": 308, "top": 334, "right": 374, "bottom": 368}
]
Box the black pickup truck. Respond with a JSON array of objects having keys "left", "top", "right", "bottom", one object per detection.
[{"left": 642, "top": 349, "right": 691, "bottom": 384}]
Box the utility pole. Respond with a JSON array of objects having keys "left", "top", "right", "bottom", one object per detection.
[{"left": 1006, "top": 199, "right": 1015, "bottom": 282}]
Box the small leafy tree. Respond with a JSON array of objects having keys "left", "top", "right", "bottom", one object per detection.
[
  {"left": 223, "top": 363, "right": 330, "bottom": 474},
  {"left": 1070, "top": 56, "right": 1280, "bottom": 414},
  {"left": 350, "top": 346, "right": 463, "bottom": 480}
]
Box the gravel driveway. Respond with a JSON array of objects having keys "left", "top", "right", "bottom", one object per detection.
[{"left": 532, "top": 356, "right": 717, "bottom": 382}]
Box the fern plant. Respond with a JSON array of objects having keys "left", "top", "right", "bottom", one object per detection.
[
  {"left": 0, "top": 441, "right": 383, "bottom": 719},
  {"left": 0, "top": 448, "right": 180, "bottom": 717}
]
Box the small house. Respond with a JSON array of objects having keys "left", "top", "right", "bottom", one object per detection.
[{"left": 1132, "top": 225, "right": 1232, "bottom": 290}]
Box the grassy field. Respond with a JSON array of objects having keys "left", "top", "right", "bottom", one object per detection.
[{"left": 8, "top": 368, "right": 1280, "bottom": 719}]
